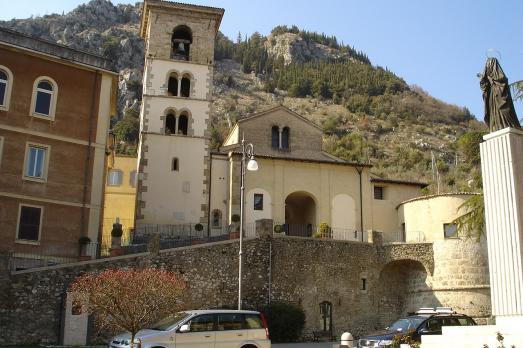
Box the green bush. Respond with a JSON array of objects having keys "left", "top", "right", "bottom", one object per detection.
[{"left": 263, "top": 302, "right": 305, "bottom": 342}]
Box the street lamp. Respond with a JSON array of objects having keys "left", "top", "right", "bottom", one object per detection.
[{"left": 238, "top": 132, "right": 258, "bottom": 310}]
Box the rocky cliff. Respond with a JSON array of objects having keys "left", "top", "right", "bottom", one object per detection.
[{"left": 0, "top": 0, "right": 485, "bottom": 189}]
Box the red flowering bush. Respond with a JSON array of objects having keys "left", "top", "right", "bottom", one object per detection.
[{"left": 70, "top": 267, "right": 186, "bottom": 346}]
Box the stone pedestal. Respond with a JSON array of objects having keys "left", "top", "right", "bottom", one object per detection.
[{"left": 61, "top": 292, "right": 88, "bottom": 345}]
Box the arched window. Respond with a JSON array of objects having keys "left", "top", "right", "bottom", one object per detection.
[
  {"left": 167, "top": 73, "right": 178, "bottom": 96},
  {"left": 171, "top": 26, "right": 192, "bottom": 61},
  {"left": 172, "top": 158, "right": 179, "bottom": 171},
  {"left": 165, "top": 113, "right": 176, "bottom": 134},
  {"left": 0, "top": 67, "right": 13, "bottom": 110},
  {"left": 271, "top": 126, "right": 279, "bottom": 148},
  {"left": 32, "top": 77, "right": 57, "bottom": 119},
  {"left": 178, "top": 112, "right": 188, "bottom": 135},
  {"left": 180, "top": 75, "right": 191, "bottom": 97},
  {"left": 212, "top": 209, "right": 222, "bottom": 228},
  {"left": 282, "top": 127, "right": 290, "bottom": 149}
]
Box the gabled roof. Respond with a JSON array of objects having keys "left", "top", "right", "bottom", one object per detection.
[
  {"left": 141, "top": 0, "right": 225, "bottom": 38},
  {"left": 237, "top": 105, "right": 323, "bottom": 131}
]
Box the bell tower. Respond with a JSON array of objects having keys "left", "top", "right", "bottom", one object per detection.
[{"left": 136, "top": 0, "right": 224, "bottom": 226}]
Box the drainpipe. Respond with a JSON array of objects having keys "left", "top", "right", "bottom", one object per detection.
[
  {"left": 81, "top": 71, "right": 100, "bottom": 242},
  {"left": 268, "top": 238, "right": 272, "bottom": 307},
  {"left": 207, "top": 153, "right": 213, "bottom": 237},
  {"left": 356, "top": 166, "right": 364, "bottom": 242}
]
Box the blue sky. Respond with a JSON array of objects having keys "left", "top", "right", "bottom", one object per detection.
[{"left": 1, "top": 0, "right": 522, "bottom": 120}]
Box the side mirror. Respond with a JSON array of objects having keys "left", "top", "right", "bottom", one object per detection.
[{"left": 179, "top": 324, "right": 190, "bottom": 333}]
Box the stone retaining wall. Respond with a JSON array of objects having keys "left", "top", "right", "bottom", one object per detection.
[{"left": 0, "top": 236, "right": 491, "bottom": 344}]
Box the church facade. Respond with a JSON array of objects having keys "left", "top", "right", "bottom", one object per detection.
[{"left": 135, "top": 0, "right": 426, "bottom": 242}]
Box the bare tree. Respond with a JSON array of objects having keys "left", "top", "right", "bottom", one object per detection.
[{"left": 70, "top": 267, "right": 186, "bottom": 347}]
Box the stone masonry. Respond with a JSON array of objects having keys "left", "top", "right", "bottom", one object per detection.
[{"left": 0, "top": 233, "right": 490, "bottom": 344}]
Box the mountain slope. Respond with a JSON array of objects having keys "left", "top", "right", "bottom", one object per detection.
[{"left": 0, "top": 0, "right": 485, "bottom": 192}]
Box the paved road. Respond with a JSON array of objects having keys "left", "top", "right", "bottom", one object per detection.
[{"left": 273, "top": 343, "right": 337, "bottom": 348}]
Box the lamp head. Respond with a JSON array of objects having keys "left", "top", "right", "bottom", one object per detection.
[{"left": 247, "top": 158, "right": 258, "bottom": 171}]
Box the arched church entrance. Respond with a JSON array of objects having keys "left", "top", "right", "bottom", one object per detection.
[{"left": 284, "top": 191, "right": 317, "bottom": 237}]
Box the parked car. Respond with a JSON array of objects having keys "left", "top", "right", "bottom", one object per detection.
[
  {"left": 358, "top": 307, "right": 476, "bottom": 348},
  {"left": 109, "top": 309, "right": 271, "bottom": 348}
]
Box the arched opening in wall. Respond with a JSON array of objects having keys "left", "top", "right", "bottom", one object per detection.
[
  {"left": 282, "top": 126, "right": 290, "bottom": 149},
  {"left": 377, "top": 260, "right": 434, "bottom": 328},
  {"left": 165, "top": 113, "right": 176, "bottom": 134},
  {"left": 284, "top": 191, "right": 316, "bottom": 237},
  {"left": 167, "top": 73, "right": 178, "bottom": 96},
  {"left": 178, "top": 112, "right": 188, "bottom": 135},
  {"left": 271, "top": 125, "right": 279, "bottom": 148},
  {"left": 180, "top": 75, "right": 191, "bottom": 97},
  {"left": 171, "top": 26, "right": 192, "bottom": 61}
]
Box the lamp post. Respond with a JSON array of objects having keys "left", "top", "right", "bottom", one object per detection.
[{"left": 238, "top": 133, "right": 258, "bottom": 310}]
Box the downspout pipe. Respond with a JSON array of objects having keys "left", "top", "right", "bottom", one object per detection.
[
  {"left": 81, "top": 71, "right": 100, "bottom": 241},
  {"left": 356, "top": 166, "right": 364, "bottom": 242}
]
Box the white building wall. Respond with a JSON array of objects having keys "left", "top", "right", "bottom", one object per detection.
[{"left": 140, "top": 134, "right": 207, "bottom": 224}]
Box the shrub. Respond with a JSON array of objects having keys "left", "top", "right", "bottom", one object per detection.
[
  {"left": 231, "top": 214, "right": 241, "bottom": 223},
  {"left": 263, "top": 302, "right": 305, "bottom": 342},
  {"left": 194, "top": 223, "right": 204, "bottom": 232},
  {"left": 319, "top": 222, "right": 331, "bottom": 238}
]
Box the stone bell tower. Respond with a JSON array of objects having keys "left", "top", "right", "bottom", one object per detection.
[{"left": 136, "top": 0, "right": 224, "bottom": 226}]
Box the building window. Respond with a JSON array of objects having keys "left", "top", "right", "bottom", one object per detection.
[
  {"left": 180, "top": 75, "right": 191, "bottom": 97},
  {"left": 212, "top": 209, "right": 222, "bottom": 228},
  {"left": 165, "top": 112, "right": 176, "bottom": 134},
  {"left": 171, "top": 25, "right": 192, "bottom": 61},
  {"left": 107, "top": 169, "right": 123, "bottom": 186},
  {"left": 361, "top": 278, "right": 367, "bottom": 290},
  {"left": 282, "top": 127, "right": 290, "bottom": 149},
  {"left": 24, "top": 144, "right": 49, "bottom": 181},
  {"left": 129, "top": 170, "right": 137, "bottom": 187},
  {"left": 374, "top": 186, "right": 384, "bottom": 200},
  {"left": 401, "top": 223, "right": 406, "bottom": 242},
  {"left": 444, "top": 223, "right": 458, "bottom": 239},
  {"left": 172, "top": 158, "right": 179, "bottom": 171},
  {"left": 167, "top": 73, "right": 178, "bottom": 96},
  {"left": 254, "top": 193, "right": 263, "bottom": 211},
  {"left": 271, "top": 126, "right": 279, "bottom": 148},
  {"left": 178, "top": 112, "right": 188, "bottom": 135},
  {"left": 0, "top": 66, "right": 13, "bottom": 110},
  {"left": 17, "top": 205, "right": 43, "bottom": 242},
  {"left": 31, "top": 77, "right": 57, "bottom": 119}
]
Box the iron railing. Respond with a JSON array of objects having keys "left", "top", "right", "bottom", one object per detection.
[
  {"left": 11, "top": 242, "right": 100, "bottom": 271},
  {"left": 274, "top": 223, "right": 366, "bottom": 242}
]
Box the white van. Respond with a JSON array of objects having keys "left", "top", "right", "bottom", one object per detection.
[{"left": 109, "top": 309, "right": 271, "bottom": 348}]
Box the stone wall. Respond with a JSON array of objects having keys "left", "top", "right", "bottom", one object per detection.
[{"left": 0, "top": 236, "right": 491, "bottom": 344}]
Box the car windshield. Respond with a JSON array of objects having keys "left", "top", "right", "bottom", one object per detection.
[
  {"left": 388, "top": 317, "right": 425, "bottom": 332},
  {"left": 149, "top": 312, "right": 191, "bottom": 331}
]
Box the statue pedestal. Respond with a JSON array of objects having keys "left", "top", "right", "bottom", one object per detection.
[
  {"left": 481, "top": 127, "right": 523, "bottom": 318},
  {"left": 421, "top": 127, "right": 523, "bottom": 347}
]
